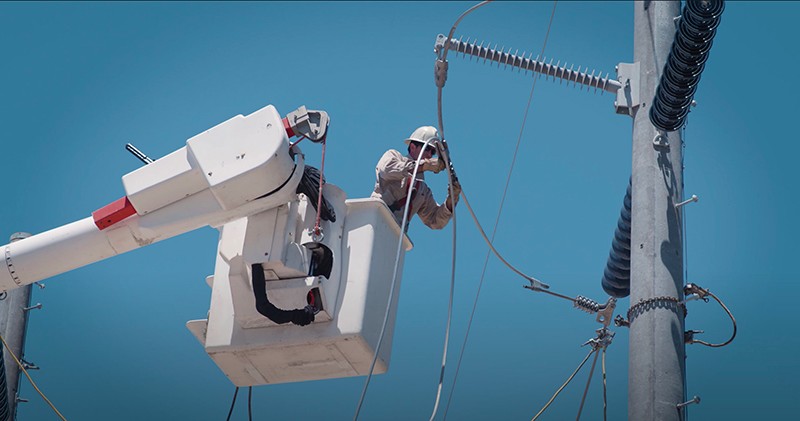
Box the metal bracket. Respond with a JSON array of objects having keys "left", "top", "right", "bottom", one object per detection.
[
  {"left": 684, "top": 329, "right": 705, "bottom": 343},
  {"left": 615, "top": 62, "right": 640, "bottom": 116},
  {"left": 21, "top": 358, "right": 39, "bottom": 370},
  {"left": 596, "top": 297, "right": 616, "bottom": 327},
  {"left": 285, "top": 106, "right": 330, "bottom": 143},
  {"left": 583, "top": 326, "right": 615, "bottom": 351},
  {"left": 653, "top": 132, "right": 670, "bottom": 150}
]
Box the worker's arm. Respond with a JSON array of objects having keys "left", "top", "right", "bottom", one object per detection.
[{"left": 414, "top": 184, "right": 453, "bottom": 230}]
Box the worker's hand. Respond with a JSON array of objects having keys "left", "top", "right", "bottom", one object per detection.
[
  {"left": 420, "top": 158, "right": 446, "bottom": 174},
  {"left": 446, "top": 181, "right": 462, "bottom": 211}
]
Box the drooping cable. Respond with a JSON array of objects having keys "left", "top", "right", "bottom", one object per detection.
[
  {"left": 686, "top": 289, "right": 737, "bottom": 348},
  {"left": 443, "top": 4, "right": 558, "bottom": 416},
  {"left": 575, "top": 350, "right": 600, "bottom": 420},
  {"left": 459, "top": 190, "right": 548, "bottom": 290},
  {"left": 226, "top": 387, "right": 239, "bottom": 421},
  {"left": 0, "top": 333, "right": 67, "bottom": 421},
  {"left": 429, "top": 3, "right": 493, "bottom": 420},
  {"left": 601, "top": 349, "right": 608, "bottom": 421},
  {"left": 531, "top": 349, "right": 596, "bottom": 421},
  {"left": 353, "top": 140, "right": 436, "bottom": 420}
]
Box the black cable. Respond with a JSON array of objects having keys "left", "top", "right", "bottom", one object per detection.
[
  {"left": 248, "top": 387, "right": 253, "bottom": 421},
  {"left": 226, "top": 387, "right": 239, "bottom": 421}
]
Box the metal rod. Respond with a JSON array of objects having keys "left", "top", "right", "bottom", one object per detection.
[{"left": 125, "top": 143, "right": 154, "bottom": 165}]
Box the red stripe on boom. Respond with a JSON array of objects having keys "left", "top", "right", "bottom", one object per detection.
[{"left": 92, "top": 197, "right": 137, "bottom": 230}]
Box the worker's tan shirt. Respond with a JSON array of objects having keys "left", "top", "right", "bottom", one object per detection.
[{"left": 371, "top": 149, "right": 452, "bottom": 230}]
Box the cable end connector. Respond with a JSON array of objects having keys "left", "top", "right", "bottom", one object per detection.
[
  {"left": 684, "top": 283, "right": 711, "bottom": 303},
  {"left": 523, "top": 278, "right": 550, "bottom": 292},
  {"left": 435, "top": 59, "right": 449, "bottom": 89}
]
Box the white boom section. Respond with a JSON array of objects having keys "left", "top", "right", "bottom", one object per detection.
[{"left": 0, "top": 105, "right": 303, "bottom": 292}]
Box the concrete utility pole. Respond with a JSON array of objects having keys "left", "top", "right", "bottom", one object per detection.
[
  {"left": 629, "top": 1, "right": 686, "bottom": 420},
  {"left": 0, "top": 232, "right": 34, "bottom": 420}
]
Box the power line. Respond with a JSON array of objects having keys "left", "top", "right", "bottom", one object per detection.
[{"left": 443, "top": 2, "right": 558, "bottom": 417}]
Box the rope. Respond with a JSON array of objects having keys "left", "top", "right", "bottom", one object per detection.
[
  {"left": 575, "top": 349, "right": 600, "bottom": 420},
  {"left": 225, "top": 387, "right": 239, "bottom": 421},
  {"left": 531, "top": 349, "right": 595, "bottom": 421},
  {"left": 0, "top": 333, "right": 67, "bottom": 421},
  {"left": 353, "top": 140, "right": 436, "bottom": 420},
  {"left": 443, "top": 2, "right": 558, "bottom": 418},
  {"left": 313, "top": 139, "right": 328, "bottom": 239}
]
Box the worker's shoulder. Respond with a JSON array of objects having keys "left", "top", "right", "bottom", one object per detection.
[{"left": 378, "top": 149, "right": 406, "bottom": 162}]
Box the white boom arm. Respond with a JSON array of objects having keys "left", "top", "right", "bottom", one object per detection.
[{"left": 0, "top": 104, "right": 315, "bottom": 292}]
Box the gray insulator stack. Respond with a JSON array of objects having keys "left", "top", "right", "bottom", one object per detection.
[
  {"left": 437, "top": 35, "right": 622, "bottom": 94},
  {"left": 601, "top": 181, "right": 632, "bottom": 298},
  {"left": 649, "top": 0, "right": 725, "bottom": 131}
]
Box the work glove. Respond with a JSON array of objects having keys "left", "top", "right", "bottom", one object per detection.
[
  {"left": 446, "top": 180, "right": 462, "bottom": 210},
  {"left": 420, "top": 158, "right": 446, "bottom": 174}
]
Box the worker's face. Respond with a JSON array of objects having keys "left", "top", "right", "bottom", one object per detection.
[{"left": 409, "top": 142, "right": 435, "bottom": 160}]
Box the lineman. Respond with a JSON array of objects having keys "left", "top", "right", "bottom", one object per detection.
[{"left": 371, "top": 126, "right": 461, "bottom": 231}]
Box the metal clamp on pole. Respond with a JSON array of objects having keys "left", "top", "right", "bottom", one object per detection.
[{"left": 284, "top": 106, "right": 330, "bottom": 143}]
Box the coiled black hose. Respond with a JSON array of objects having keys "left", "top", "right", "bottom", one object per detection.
[
  {"left": 649, "top": 0, "right": 725, "bottom": 132},
  {"left": 601, "top": 181, "right": 632, "bottom": 298},
  {"left": 296, "top": 165, "right": 336, "bottom": 223}
]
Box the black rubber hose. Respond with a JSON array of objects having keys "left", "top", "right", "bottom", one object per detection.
[
  {"left": 251, "top": 264, "right": 315, "bottom": 326},
  {"left": 296, "top": 165, "right": 336, "bottom": 223}
]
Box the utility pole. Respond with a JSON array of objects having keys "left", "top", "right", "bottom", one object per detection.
[
  {"left": 629, "top": 1, "right": 685, "bottom": 420},
  {"left": 0, "top": 232, "right": 34, "bottom": 420}
]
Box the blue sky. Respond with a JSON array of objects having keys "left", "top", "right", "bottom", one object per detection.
[{"left": 0, "top": 1, "right": 797, "bottom": 420}]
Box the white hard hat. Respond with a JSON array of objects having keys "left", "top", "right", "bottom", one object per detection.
[{"left": 404, "top": 126, "right": 440, "bottom": 147}]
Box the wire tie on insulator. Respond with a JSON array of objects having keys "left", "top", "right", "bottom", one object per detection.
[
  {"left": 676, "top": 396, "right": 701, "bottom": 409},
  {"left": 675, "top": 195, "right": 699, "bottom": 209}
]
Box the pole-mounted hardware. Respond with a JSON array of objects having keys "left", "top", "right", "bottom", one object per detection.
[
  {"left": 583, "top": 326, "right": 616, "bottom": 351},
  {"left": 675, "top": 194, "right": 699, "bottom": 209},
  {"left": 22, "top": 303, "right": 41, "bottom": 312},
  {"left": 683, "top": 282, "right": 737, "bottom": 347},
  {"left": 601, "top": 181, "right": 632, "bottom": 298},
  {"left": 434, "top": 34, "right": 642, "bottom": 116},
  {"left": 650, "top": 0, "right": 725, "bottom": 132},
  {"left": 574, "top": 296, "right": 617, "bottom": 328},
  {"left": 20, "top": 359, "right": 38, "bottom": 371},
  {"left": 676, "top": 395, "right": 701, "bottom": 409}
]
